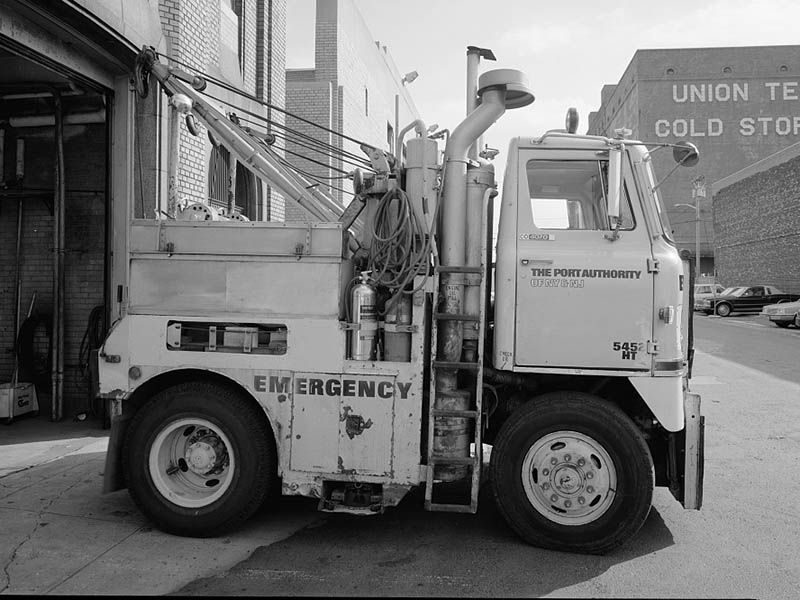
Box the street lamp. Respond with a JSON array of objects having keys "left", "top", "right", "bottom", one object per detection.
[{"left": 675, "top": 175, "right": 706, "bottom": 279}]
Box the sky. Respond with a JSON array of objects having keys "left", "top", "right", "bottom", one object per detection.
[
  {"left": 285, "top": 0, "right": 800, "bottom": 203},
  {"left": 287, "top": 0, "right": 799, "bottom": 151}
]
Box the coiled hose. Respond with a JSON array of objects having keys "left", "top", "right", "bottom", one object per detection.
[{"left": 367, "top": 188, "right": 436, "bottom": 314}]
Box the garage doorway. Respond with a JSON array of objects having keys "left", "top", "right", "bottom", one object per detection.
[{"left": 0, "top": 44, "right": 110, "bottom": 422}]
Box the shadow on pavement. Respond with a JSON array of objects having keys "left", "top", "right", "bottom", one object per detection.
[
  {"left": 176, "top": 485, "right": 674, "bottom": 597},
  {"left": 0, "top": 413, "right": 107, "bottom": 446}
]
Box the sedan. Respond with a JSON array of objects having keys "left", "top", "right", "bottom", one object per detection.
[
  {"left": 761, "top": 299, "right": 800, "bottom": 328},
  {"left": 698, "top": 285, "right": 800, "bottom": 317}
]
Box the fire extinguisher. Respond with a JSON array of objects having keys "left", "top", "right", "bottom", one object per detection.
[{"left": 350, "top": 271, "right": 377, "bottom": 360}]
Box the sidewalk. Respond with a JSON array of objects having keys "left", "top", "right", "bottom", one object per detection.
[{"left": 0, "top": 414, "right": 320, "bottom": 595}]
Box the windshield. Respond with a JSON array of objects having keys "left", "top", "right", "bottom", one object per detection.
[
  {"left": 642, "top": 156, "right": 674, "bottom": 243},
  {"left": 725, "top": 287, "right": 749, "bottom": 297}
]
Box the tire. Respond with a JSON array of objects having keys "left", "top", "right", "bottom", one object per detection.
[
  {"left": 490, "top": 391, "right": 654, "bottom": 555},
  {"left": 123, "top": 381, "right": 276, "bottom": 537},
  {"left": 715, "top": 303, "right": 732, "bottom": 317},
  {"left": 774, "top": 321, "right": 791, "bottom": 328}
]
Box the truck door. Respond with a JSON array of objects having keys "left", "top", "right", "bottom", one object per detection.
[{"left": 514, "top": 150, "right": 653, "bottom": 370}]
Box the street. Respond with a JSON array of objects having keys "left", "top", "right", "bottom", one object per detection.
[
  {"left": 176, "top": 314, "right": 800, "bottom": 597},
  {"left": 1, "top": 313, "right": 798, "bottom": 597}
]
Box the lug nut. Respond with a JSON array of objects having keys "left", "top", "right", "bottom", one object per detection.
[
  {"left": 587, "top": 472, "right": 594, "bottom": 479},
  {"left": 578, "top": 458, "right": 585, "bottom": 466},
  {"left": 542, "top": 482, "right": 550, "bottom": 490},
  {"left": 587, "top": 486, "right": 594, "bottom": 494},
  {"left": 542, "top": 468, "right": 549, "bottom": 476},
  {"left": 551, "top": 457, "right": 558, "bottom": 465},
  {"left": 550, "top": 494, "right": 558, "bottom": 502},
  {"left": 578, "top": 496, "right": 585, "bottom": 504},
  {"left": 565, "top": 500, "right": 572, "bottom": 508},
  {"left": 564, "top": 454, "right": 571, "bottom": 462}
]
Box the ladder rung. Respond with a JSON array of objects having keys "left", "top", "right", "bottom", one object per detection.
[
  {"left": 425, "top": 502, "right": 476, "bottom": 514},
  {"left": 432, "top": 409, "right": 479, "bottom": 418},
  {"left": 432, "top": 361, "right": 480, "bottom": 371},
  {"left": 428, "top": 455, "right": 477, "bottom": 466},
  {"left": 435, "top": 266, "right": 483, "bottom": 274},
  {"left": 434, "top": 312, "right": 479, "bottom": 322}
]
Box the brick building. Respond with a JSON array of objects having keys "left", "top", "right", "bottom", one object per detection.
[
  {"left": 0, "top": 0, "right": 286, "bottom": 420},
  {"left": 711, "top": 142, "right": 800, "bottom": 294},
  {"left": 285, "top": 0, "right": 420, "bottom": 216},
  {"left": 588, "top": 46, "right": 800, "bottom": 275}
]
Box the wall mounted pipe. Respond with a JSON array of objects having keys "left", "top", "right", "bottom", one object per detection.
[{"left": 51, "top": 91, "right": 66, "bottom": 422}]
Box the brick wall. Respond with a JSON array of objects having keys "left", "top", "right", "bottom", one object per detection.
[
  {"left": 285, "top": 0, "right": 421, "bottom": 215},
  {"left": 0, "top": 124, "right": 106, "bottom": 417},
  {"left": 713, "top": 155, "right": 800, "bottom": 293},
  {"left": 158, "top": 0, "right": 287, "bottom": 216}
]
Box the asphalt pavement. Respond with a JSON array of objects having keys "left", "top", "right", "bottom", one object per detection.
[{"left": 0, "top": 320, "right": 798, "bottom": 596}]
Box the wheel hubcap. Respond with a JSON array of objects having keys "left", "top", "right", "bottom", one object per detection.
[
  {"left": 521, "top": 430, "right": 617, "bottom": 526},
  {"left": 149, "top": 418, "right": 235, "bottom": 508}
]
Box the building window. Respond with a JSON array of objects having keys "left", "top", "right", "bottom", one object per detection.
[
  {"left": 723, "top": 66, "right": 732, "bottom": 73},
  {"left": 231, "top": 0, "right": 245, "bottom": 72},
  {"left": 365, "top": 88, "right": 369, "bottom": 117},
  {"left": 208, "top": 143, "right": 258, "bottom": 219},
  {"left": 665, "top": 67, "right": 675, "bottom": 75},
  {"left": 779, "top": 64, "right": 789, "bottom": 72}
]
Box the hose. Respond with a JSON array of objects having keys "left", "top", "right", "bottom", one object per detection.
[
  {"left": 367, "top": 188, "right": 435, "bottom": 314},
  {"left": 79, "top": 305, "right": 107, "bottom": 380}
]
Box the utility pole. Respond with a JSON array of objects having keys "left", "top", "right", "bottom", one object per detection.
[{"left": 677, "top": 175, "right": 706, "bottom": 278}]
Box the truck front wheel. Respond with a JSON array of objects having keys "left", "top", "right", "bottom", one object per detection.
[
  {"left": 490, "top": 391, "right": 654, "bottom": 554},
  {"left": 123, "top": 381, "right": 275, "bottom": 537}
]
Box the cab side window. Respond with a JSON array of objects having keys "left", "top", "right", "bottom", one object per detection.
[{"left": 526, "top": 160, "right": 635, "bottom": 231}]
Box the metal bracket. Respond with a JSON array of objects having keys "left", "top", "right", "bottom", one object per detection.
[
  {"left": 647, "top": 340, "right": 659, "bottom": 355},
  {"left": 647, "top": 258, "right": 660, "bottom": 273}
]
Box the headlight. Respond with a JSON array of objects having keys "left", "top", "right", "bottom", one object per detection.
[{"left": 779, "top": 308, "right": 794, "bottom": 315}]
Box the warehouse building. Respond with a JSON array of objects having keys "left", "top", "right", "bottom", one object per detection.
[
  {"left": 712, "top": 142, "right": 800, "bottom": 294},
  {"left": 285, "top": 0, "right": 420, "bottom": 215},
  {"left": 0, "top": 0, "right": 286, "bottom": 421},
  {"left": 588, "top": 45, "right": 800, "bottom": 275}
]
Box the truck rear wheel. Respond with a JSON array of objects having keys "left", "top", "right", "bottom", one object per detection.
[
  {"left": 490, "top": 391, "right": 654, "bottom": 554},
  {"left": 123, "top": 381, "right": 275, "bottom": 537}
]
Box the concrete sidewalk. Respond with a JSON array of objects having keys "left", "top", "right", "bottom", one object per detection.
[{"left": 0, "top": 414, "right": 320, "bottom": 595}]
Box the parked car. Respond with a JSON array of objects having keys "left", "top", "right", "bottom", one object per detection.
[
  {"left": 761, "top": 299, "right": 800, "bottom": 328},
  {"left": 698, "top": 285, "right": 800, "bottom": 317},
  {"left": 693, "top": 283, "right": 725, "bottom": 310}
]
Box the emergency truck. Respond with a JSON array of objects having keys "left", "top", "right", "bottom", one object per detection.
[{"left": 98, "top": 47, "right": 704, "bottom": 554}]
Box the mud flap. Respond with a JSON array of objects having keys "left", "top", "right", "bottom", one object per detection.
[
  {"left": 669, "top": 392, "right": 704, "bottom": 509},
  {"left": 102, "top": 398, "right": 130, "bottom": 494},
  {"left": 682, "top": 392, "right": 704, "bottom": 510}
]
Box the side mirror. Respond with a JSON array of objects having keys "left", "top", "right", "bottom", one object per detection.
[
  {"left": 607, "top": 146, "right": 622, "bottom": 219},
  {"left": 673, "top": 141, "right": 700, "bottom": 167}
]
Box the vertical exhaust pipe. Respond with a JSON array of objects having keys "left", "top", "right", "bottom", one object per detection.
[{"left": 436, "top": 69, "right": 534, "bottom": 392}]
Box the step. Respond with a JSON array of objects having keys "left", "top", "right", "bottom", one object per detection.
[
  {"left": 432, "top": 360, "right": 480, "bottom": 371},
  {"left": 431, "top": 409, "right": 479, "bottom": 418},
  {"left": 435, "top": 266, "right": 483, "bottom": 274},
  {"left": 434, "top": 312, "right": 479, "bottom": 322}
]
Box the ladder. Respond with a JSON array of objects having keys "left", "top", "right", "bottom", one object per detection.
[{"left": 424, "top": 201, "right": 490, "bottom": 514}]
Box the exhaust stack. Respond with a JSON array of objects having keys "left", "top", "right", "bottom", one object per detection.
[{"left": 437, "top": 68, "right": 534, "bottom": 391}]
